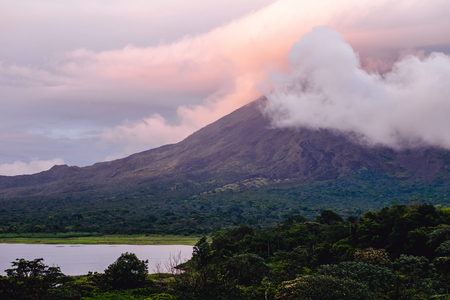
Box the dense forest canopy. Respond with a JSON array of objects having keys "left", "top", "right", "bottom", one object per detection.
[
  {"left": 2, "top": 203, "right": 450, "bottom": 299},
  {"left": 2, "top": 168, "right": 450, "bottom": 236}
]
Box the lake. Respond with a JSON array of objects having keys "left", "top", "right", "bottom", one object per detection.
[{"left": 0, "top": 244, "right": 193, "bottom": 276}]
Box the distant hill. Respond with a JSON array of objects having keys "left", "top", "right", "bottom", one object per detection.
[{"left": 1, "top": 98, "right": 450, "bottom": 234}]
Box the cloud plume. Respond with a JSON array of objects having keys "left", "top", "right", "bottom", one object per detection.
[{"left": 263, "top": 26, "right": 450, "bottom": 149}]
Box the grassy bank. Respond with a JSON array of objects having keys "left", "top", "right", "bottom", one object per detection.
[{"left": 0, "top": 232, "right": 200, "bottom": 245}]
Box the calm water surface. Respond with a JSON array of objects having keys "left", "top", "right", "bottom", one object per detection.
[{"left": 0, "top": 244, "right": 193, "bottom": 276}]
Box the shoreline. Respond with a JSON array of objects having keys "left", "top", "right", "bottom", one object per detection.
[{"left": 0, "top": 233, "right": 200, "bottom": 245}]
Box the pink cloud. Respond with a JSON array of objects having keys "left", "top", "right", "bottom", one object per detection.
[
  {"left": 2, "top": 0, "right": 449, "bottom": 163},
  {"left": 95, "top": 0, "right": 450, "bottom": 157}
]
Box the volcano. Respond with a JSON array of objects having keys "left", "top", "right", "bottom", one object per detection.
[
  {"left": 2, "top": 98, "right": 450, "bottom": 234},
  {"left": 0, "top": 98, "right": 449, "bottom": 198}
]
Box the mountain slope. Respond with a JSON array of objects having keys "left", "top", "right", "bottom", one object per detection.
[{"left": 0, "top": 98, "right": 449, "bottom": 198}]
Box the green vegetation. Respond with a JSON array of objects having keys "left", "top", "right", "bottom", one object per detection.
[
  {"left": 2, "top": 203, "right": 450, "bottom": 299},
  {"left": 0, "top": 233, "right": 200, "bottom": 245},
  {"left": 104, "top": 253, "right": 148, "bottom": 289},
  {"left": 2, "top": 169, "right": 450, "bottom": 236}
]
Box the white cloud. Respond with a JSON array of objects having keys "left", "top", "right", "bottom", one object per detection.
[
  {"left": 263, "top": 26, "right": 450, "bottom": 149},
  {"left": 0, "top": 158, "right": 65, "bottom": 176}
]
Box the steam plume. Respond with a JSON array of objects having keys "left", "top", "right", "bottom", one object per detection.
[{"left": 263, "top": 27, "right": 450, "bottom": 149}]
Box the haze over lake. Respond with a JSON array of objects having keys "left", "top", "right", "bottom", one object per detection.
[{"left": 0, "top": 244, "right": 193, "bottom": 276}]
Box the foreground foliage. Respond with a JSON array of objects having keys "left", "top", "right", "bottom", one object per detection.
[
  {"left": 2, "top": 203, "right": 450, "bottom": 299},
  {"left": 104, "top": 253, "right": 148, "bottom": 290}
]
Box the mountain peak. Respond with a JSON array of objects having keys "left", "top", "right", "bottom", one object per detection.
[{"left": 0, "top": 98, "right": 448, "bottom": 197}]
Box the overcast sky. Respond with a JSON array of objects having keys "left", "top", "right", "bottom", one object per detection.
[{"left": 1, "top": 0, "right": 450, "bottom": 175}]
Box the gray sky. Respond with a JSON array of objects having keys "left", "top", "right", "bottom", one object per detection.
[{"left": 1, "top": 0, "right": 450, "bottom": 175}]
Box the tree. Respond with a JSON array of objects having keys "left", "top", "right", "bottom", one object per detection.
[
  {"left": 192, "top": 237, "right": 211, "bottom": 270},
  {"left": 320, "top": 261, "right": 394, "bottom": 291},
  {"left": 391, "top": 255, "right": 437, "bottom": 300},
  {"left": 427, "top": 225, "right": 450, "bottom": 250},
  {"left": 354, "top": 247, "right": 390, "bottom": 266},
  {"left": 272, "top": 247, "right": 310, "bottom": 283},
  {"left": 222, "top": 253, "right": 271, "bottom": 286},
  {"left": 6, "top": 258, "right": 62, "bottom": 280},
  {"left": 316, "top": 210, "right": 344, "bottom": 225},
  {"left": 283, "top": 215, "right": 307, "bottom": 228},
  {"left": 104, "top": 252, "right": 148, "bottom": 289},
  {"left": 276, "top": 275, "right": 372, "bottom": 300},
  {"left": 3, "top": 258, "right": 65, "bottom": 299}
]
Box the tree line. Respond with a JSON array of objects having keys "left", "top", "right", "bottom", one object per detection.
[{"left": 2, "top": 202, "right": 450, "bottom": 299}]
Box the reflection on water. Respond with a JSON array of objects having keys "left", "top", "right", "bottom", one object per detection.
[{"left": 0, "top": 244, "right": 193, "bottom": 276}]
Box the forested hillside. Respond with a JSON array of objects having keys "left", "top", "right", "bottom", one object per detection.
[{"left": 2, "top": 172, "right": 450, "bottom": 235}]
